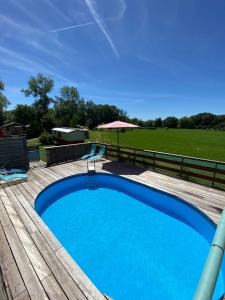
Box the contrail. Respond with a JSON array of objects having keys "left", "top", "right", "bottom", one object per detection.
[
  {"left": 84, "top": 0, "right": 119, "bottom": 58},
  {"left": 47, "top": 21, "right": 98, "bottom": 33}
]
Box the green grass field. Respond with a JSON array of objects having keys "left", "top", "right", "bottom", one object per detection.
[{"left": 90, "top": 129, "right": 225, "bottom": 162}]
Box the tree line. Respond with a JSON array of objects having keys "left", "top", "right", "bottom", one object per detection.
[
  {"left": 1, "top": 73, "right": 225, "bottom": 140},
  {"left": 130, "top": 113, "right": 225, "bottom": 130},
  {"left": 0, "top": 73, "right": 127, "bottom": 138}
]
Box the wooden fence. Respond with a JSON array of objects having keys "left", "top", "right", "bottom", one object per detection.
[
  {"left": 45, "top": 143, "right": 91, "bottom": 166},
  {"left": 45, "top": 142, "right": 225, "bottom": 190},
  {"left": 0, "top": 136, "right": 29, "bottom": 170},
  {"left": 104, "top": 144, "right": 225, "bottom": 190}
]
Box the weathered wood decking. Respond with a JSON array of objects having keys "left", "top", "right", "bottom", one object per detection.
[{"left": 0, "top": 159, "right": 225, "bottom": 299}]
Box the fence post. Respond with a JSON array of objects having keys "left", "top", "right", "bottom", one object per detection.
[
  {"left": 46, "top": 149, "right": 50, "bottom": 166},
  {"left": 180, "top": 157, "right": 184, "bottom": 178},
  {"left": 105, "top": 144, "right": 108, "bottom": 159},
  {"left": 133, "top": 149, "right": 136, "bottom": 166},
  {"left": 72, "top": 145, "right": 75, "bottom": 161},
  {"left": 212, "top": 163, "right": 218, "bottom": 188},
  {"left": 153, "top": 152, "right": 156, "bottom": 170}
]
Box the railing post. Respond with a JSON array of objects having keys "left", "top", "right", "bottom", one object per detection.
[
  {"left": 117, "top": 146, "right": 120, "bottom": 160},
  {"left": 46, "top": 149, "right": 50, "bottom": 166},
  {"left": 180, "top": 157, "right": 184, "bottom": 178},
  {"left": 153, "top": 152, "right": 156, "bottom": 170},
  {"left": 133, "top": 149, "right": 136, "bottom": 166},
  {"left": 73, "top": 145, "right": 76, "bottom": 160},
  {"left": 105, "top": 144, "right": 108, "bottom": 159},
  {"left": 212, "top": 163, "right": 218, "bottom": 188}
]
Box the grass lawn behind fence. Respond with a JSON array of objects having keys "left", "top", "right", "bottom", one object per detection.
[
  {"left": 27, "top": 138, "right": 54, "bottom": 162},
  {"left": 28, "top": 129, "right": 225, "bottom": 162},
  {"left": 90, "top": 129, "right": 225, "bottom": 162}
]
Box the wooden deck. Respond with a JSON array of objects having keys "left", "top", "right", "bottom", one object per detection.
[{"left": 1, "top": 159, "right": 225, "bottom": 299}]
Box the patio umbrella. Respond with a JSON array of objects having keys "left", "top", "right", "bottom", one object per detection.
[{"left": 97, "top": 120, "right": 140, "bottom": 145}]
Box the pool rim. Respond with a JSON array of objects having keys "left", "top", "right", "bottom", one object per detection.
[{"left": 35, "top": 171, "right": 216, "bottom": 229}]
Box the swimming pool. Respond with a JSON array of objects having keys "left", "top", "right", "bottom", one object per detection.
[{"left": 35, "top": 173, "right": 225, "bottom": 300}]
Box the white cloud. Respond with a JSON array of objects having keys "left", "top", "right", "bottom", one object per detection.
[
  {"left": 114, "top": 0, "right": 127, "bottom": 19},
  {"left": 8, "top": 0, "right": 46, "bottom": 30},
  {"left": 0, "top": 12, "right": 67, "bottom": 59},
  {"left": 44, "top": 0, "right": 72, "bottom": 24},
  {"left": 46, "top": 21, "right": 98, "bottom": 33},
  {"left": 0, "top": 45, "right": 73, "bottom": 84},
  {"left": 84, "top": 0, "right": 120, "bottom": 58}
]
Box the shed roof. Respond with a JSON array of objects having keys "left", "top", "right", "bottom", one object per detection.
[
  {"left": 0, "top": 122, "right": 28, "bottom": 129},
  {"left": 52, "top": 127, "right": 88, "bottom": 133}
]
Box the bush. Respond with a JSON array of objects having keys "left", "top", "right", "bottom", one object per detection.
[{"left": 39, "top": 131, "right": 54, "bottom": 145}]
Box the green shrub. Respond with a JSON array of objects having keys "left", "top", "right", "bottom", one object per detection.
[{"left": 39, "top": 131, "right": 54, "bottom": 145}]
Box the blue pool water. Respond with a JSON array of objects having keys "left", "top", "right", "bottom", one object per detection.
[{"left": 35, "top": 173, "right": 225, "bottom": 300}]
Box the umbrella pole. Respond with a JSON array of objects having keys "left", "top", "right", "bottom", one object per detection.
[{"left": 117, "top": 128, "right": 120, "bottom": 160}]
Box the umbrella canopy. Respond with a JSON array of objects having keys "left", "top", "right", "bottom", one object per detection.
[
  {"left": 97, "top": 121, "right": 140, "bottom": 145},
  {"left": 97, "top": 120, "right": 139, "bottom": 129}
]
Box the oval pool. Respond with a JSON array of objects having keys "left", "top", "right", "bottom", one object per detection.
[{"left": 35, "top": 173, "right": 225, "bottom": 300}]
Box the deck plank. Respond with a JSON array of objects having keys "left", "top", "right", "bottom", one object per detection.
[
  {"left": 4, "top": 187, "right": 37, "bottom": 234},
  {"left": 9, "top": 185, "right": 62, "bottom": 253},
  {"left": 41, "top": 274, "right": 68, "bottom": 300},
  {"left": 56, "top": 247, "right": 106, "bottom": 300},
  {"left": 1, "top": 189, "right": 51, "bottom": 282},
  {"left": 0, "top": 219, "right": 26, "bottom": 299},
  {"left": 2, "top": 222, "right": 48, "bottom": 300},
  {"left": 31, "top": 230, "right": 87, "bottom": 300},
  {"left": 14, "top": 290, "right": 31, "bottom": 300}
]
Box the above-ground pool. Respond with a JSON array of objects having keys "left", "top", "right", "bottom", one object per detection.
[{"left": 35, "top": 173, "right": 225, "bottom": 300}]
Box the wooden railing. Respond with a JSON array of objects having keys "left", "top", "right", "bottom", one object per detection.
[
  {"left": 45, "top": 142, "right": 91, "bottom": 166},
  {"left": 104, "top": 143, "right": 225, "bottom": 190},
  {"left": 45, "top": 142, "right": 225, "bottom": 190}
]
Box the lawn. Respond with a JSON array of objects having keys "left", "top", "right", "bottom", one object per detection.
[
  {"left": 27, "top": 138, "right": 54, "bottom": 162},
  {"left": 90, "top": 129, "right": 225, "bottom": 162},
  {"left": 27, "top": 138, "right": 40, "bottom": 146}
]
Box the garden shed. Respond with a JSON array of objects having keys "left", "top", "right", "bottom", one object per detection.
[{"left": 52, "top": 127, "right": 88, "bottom": 144}]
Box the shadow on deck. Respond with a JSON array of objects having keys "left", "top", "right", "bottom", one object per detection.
[{"left": 102, "top": 160, "right": 146, "bottom": 175}]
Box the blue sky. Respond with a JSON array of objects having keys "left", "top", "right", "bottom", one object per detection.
[{"left": 1, "top": 0, "right": 225, "bottom": 120}]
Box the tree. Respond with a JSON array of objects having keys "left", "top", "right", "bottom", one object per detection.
[
  {"left": 58, "top": 86, "right": 80, "bottom": 103},
  {"left": 76, "top": 98, "right": 86, "bottom": 126},
  {"left": 178, "top": 117, "right": 191, "bottom": 128},
  {"left": 144, "top": 120, "right": 155, "bottom": 127},
  {"left": 97, "top": 104, "right": 126, "bottom": 125},
  {"left": 13, "top": 104, "right": 35, "bottom": 125},
  {"left": 42, "top": 109, "right": 56, "bottom": 132},
  {"left": 21, "top": 73, "right": 54, "bottom": 133},
  {"left": 4, "top": 110, "right": 14, "bottom": 124},
  {"left": 189, "top": 113, "right": 216, "bottom": 129},
  {"left": 137, "top": 119, "right": 144, "bottom": 127},
  {"left": 0, "top": 80, "right": 10, "bottom": 125},
  {"left": 22, "top": 73, "right": 54, "bottom": 117},
  {"left": 130, "top": 118, "right": 139, "bottom": 125},
  {"left": 70, "top": 114, "right": 79, "bottom": 127},
  {"left": 214, "top": 115, "right": 225, "bottom": 129},
  {"left": 85, "top": 100, "right": 99, "bottom": 128},
  {"left": 54, "top": 86, "right": 80, "bottom": 127},
  {"left": 163, "top": 116, "right": 178, "bottom": 128},
  {"left": 13, "top": 104, "right": 44, "bottom": 137},
  {"left": 85, "top": 118, "right": 95, "bottom": 130},
  {"left": 154, "top": 118, "right": 163, "bottom": 128}
]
